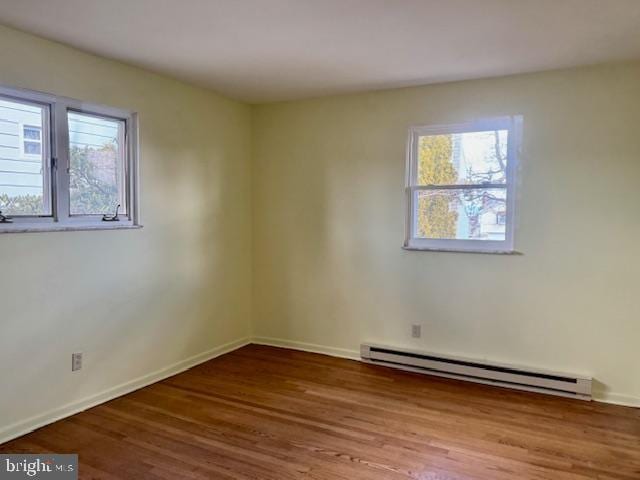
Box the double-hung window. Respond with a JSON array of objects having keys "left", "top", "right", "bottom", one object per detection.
[
  {"left": 0, "top": 85, "right": 139, "bottom": 233},
  {"left": 405, "top": 116, "right": 521, "bottom": 253},
  {"left": 22, "top": 125, "right": 43, "bottom": 157}
]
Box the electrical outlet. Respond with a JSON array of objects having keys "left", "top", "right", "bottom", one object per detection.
[
  {"left": 72, "top": 352, "right": 83, "bottom": 372},
  {"left": 411, "top": 324, "right": 421, "bottom": 338}
]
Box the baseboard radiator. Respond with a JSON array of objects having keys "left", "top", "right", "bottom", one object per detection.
[{"left": 361, "top": 343, "right": 592, "bottom": 400}]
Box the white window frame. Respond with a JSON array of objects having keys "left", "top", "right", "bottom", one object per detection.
[
  {"left": 0, "top": 85, "right": 140, "bottom": 233},
  {"left": 404, "top": 116, "right": 521, "bottom": 254}
]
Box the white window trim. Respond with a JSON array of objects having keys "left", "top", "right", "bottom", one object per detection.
[
  {"left": 403, "top": 116, "right": 522, "bottom": 254},
  {"left": 0, "top": 84, "right": 141, "bottom": 234}
]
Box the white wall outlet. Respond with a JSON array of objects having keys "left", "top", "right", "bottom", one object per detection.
[
  {"left": 72, "top": 352, "right": 83, "bottom": 372},
  {"left": 411, "top": 324, "right": 422, "bottom": 338}
]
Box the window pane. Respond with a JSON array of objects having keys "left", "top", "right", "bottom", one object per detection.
[
  {"left": 68, "top": 111, "right": 125, "bottom": 215},
  {"left": 24, "top": 141, "right": 41, "bottom": 155},
  {"left": 23, "top": 126, "right": 41, "bottom": 140},
  {"left": 417, "top": 130, "right": 508, "bottom": 186},
  {"left": 415, "top": 188, "right": 507, "bottom": 241},
  {"left": 0, "top": 98, "right": 49, "bottom": 216}
]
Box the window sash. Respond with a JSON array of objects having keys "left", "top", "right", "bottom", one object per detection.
[
  {"left": 67, "top": 109, "right": 129, "bottom": 217},
  {"left": 404, "top": 116, "right": 520, "bottom": 253},
  {"left": 406, "top": 185, "right": 510, "bottom": 247},
  {"left": 1, "top": 98, "right": 52, "bottom": 217},
  {"left": 407, "top": 117, "right": 513, "bottom": 188},
  {"left": 0, "top": 85, "right": 139, "bottom": 233}
]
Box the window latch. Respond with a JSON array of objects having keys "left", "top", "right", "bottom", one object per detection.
[
  {"left": 0, "top": 211, "right": 13, "bottom": 224},
  {"left": 102, "top": 204, "right": 120, "bottom": 222}
]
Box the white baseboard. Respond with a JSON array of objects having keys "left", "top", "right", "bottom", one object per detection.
[
  {"left": 252, "top": 336, "right": 360, "bottom": 360},
  {"left": 0, "top": 337, "right": 251, "bottom": 445},
  {"left": 252, "top": 336, "right": 640, "bottom": 409},
  {"left": 593, "top": 391, "right": 640, "bottom": 408}
]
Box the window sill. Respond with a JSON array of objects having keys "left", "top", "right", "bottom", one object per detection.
[
  {"left": 0, "top": 224, "right": 143, "bottom": 235},
  {"left": 402, "top": 245, "right": 522, "bottom": 255}
]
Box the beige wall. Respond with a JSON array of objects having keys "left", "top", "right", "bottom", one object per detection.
[
  {"left": 0, "top": 25, "right": 252, "bottom": 438},
  {"left": 252, "top": 62, "right": 640, "bottom": 405}
]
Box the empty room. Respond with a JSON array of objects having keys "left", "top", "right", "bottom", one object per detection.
[{"left": 0, "top": 1, "right": 639, "bottom": 479}]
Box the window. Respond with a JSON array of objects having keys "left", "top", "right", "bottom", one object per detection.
[
  {"left": 0, "top": 98, "right": 50, "bottom": 216},
  {"left": 68, "top": 111, "right": 127, "bottom": 216},
  {"left": 0, "top": 85, "right": 139, "bottom": 233},
  {"left": 22, "top": 125, "right": 43, "bottom": 156},
  {"left": 404, "top": 116, "right": 521, "bottom": 253}
]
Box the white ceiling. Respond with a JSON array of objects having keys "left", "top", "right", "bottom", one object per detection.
[{"left": 1, "top": 0, "right": 640, "bottom": 103}]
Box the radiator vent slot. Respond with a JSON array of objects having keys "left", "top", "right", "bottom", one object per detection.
[{"left": 361, "top": 344, "right": 592, "bottom": 400}]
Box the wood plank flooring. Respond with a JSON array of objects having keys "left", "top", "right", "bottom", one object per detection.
[{"left": 1, "top": 344, "right": 639, "bottom": 479}]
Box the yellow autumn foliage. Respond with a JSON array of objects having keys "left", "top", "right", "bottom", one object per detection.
[{"left": 416, "top": 135, "right": 458, "bottom": 238}]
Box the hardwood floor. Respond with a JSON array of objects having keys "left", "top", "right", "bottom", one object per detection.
[{"left": 1, "top": 345, "right": 639, "bottom": 479}]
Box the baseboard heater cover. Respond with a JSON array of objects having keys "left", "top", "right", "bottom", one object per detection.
[{"left": 361, "top": 343, "right": 592, "bottom": 400}]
